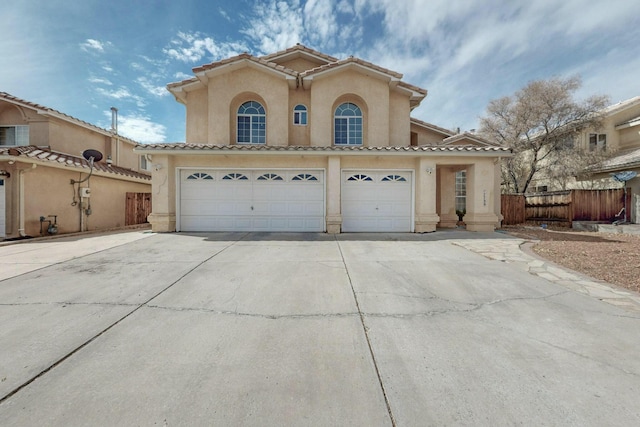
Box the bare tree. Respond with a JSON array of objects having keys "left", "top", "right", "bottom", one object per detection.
[{"left": 479, "top": 76, "right": 609, "bottom": 194}]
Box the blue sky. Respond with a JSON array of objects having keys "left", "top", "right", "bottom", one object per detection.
[{"left": 2, "top": 0, "right": 639, "bottom": 143}]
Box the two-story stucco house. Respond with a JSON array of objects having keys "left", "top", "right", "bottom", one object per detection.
[
  {"left": 135, "top": 44, "right": 509, "bottom": 233},
  {"left": 0, "top": 92, "right": 151, "bottom": 239}
]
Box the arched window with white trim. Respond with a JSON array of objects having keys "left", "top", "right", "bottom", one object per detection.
[
  {"left": 334, "top": 102, "right": 362, "bottom": 145},
  {"left": 237, "top": 101, "right": 266, "bottom": 144}
]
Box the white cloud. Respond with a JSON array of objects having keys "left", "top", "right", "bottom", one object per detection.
[
  {"left": 163, "top": 31, "right": 248, "bottom": 63},
  {"left": 96, "top": 87, "right": 147, "bottom": 108},
  {"left": 137, "top": 77, "right": 169, "bottom": 97},
  {"left": 88, "top": 77, "right": 113, "bottom": 85},
  {"left": 80, "top": 39, "right": 111, "bottom": 53},
  {"left": 241, "top": 0, "right": 304, "bottom": 54},
  {"left": 303, "top": 0, "right": 339, "bottom": 47},
  {"left": 219, "top": 7, "right": 231, "bottom": 21},
  {"left": 109, "top": 112, "right": 167, "bottom": 144},
  {"left": 174, "top": 71, "right": 192, "bottom": 81}
]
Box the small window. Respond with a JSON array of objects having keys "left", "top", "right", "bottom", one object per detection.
[
  {"left": 222, "top": 173, "right": 249, "bottom": 180},
  {"left": 257, "top": 173, "right": 283, "bottom": 181},
  {"left": 455, "top": 170, "right": 466, "bottom": 213},
  {"left": 187, "top": 172, "right": 214, "bottom": 180},
  {"left": 0, "top": 125, "right": 29, "bottom": 146},
  {"left": 347, "top": 174, "right": 372, "bottom": 182},
  {"left": 589, "top": 133, "right": 606, "bottom": 152},
  {"left": 382, "top": 175, "right": 407, "bottom": 182},
  {"left": 140, "top": 156, "right": 151, "bottom": 171},
  {"left": 292, "top": 173, "right": 318, "bottom": 181},
  {"left": 293, "top": 105, "right": 307, "bottom": 126}
]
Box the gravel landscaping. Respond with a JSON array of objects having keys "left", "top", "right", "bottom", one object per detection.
[{"left": 502, "top": 225, "right": 640, "bottom": 294}]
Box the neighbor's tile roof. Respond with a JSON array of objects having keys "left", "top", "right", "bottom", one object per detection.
[
  {"left": 586, "top": 148, "right": 640, "bottom": 172},
  {"left": 602, "top": 96, "right": 640, "bottom": 116},
  {"left": 135, "top": 143, "right": 510, "bottom": 154},
  {"left": 0, "top": 146, "right": 151, "bottom": 180},
  {"left": 616, "top": 114, "right": 640, "bottom": 127},
  {"left": 0, "top": 92, "right": 139, "bottom": 146},
  {"left": 410, "top": 118, "right": 456, "bottom": 136}
]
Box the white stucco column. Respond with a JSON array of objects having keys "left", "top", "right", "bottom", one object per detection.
[
  {"left": 439, "top": 167, "right": 458, "bottom": 228},
  {"left": 415, "top": 158, "right": 440, "bottom": 232},
  {"left": 147, "top": 154, "right": 176, "bottom": 232},
  {"left": 465, "top": 160, "right": 499, "bottom": 232},
  {"left": 326, "top": 156, "right": 342, "bottom": 233}
]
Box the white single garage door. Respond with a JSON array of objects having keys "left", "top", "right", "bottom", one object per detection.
[
  {"left": 342, "top": 171, "right": 413, "bottom": 232},
  {"left": 179, "top": 169, "right": 325, "bottom": 232}
]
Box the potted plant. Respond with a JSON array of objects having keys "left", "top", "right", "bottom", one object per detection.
[{"left": 456, "top": 209, "right": 466, "bottom": 226}]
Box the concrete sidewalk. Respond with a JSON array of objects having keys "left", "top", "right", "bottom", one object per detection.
[{"left": 1, "top": 231, "right": 639, "bottom": 425}]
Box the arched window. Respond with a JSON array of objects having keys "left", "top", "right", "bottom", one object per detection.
[
  {"left": 334, "top": 102, "right": 362, "bottom": 145},
  {"left": 237, "top": 101, "right": 266, "bottom": 144},
  {"left": 293, "top": 104, "right": 307, "bottom": 125}
]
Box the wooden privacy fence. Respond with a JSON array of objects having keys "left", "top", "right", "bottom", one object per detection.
[
  {"left": 501, "top": 189, "right": 626, "bottom": 226},
  {"left": 125, "top": 192, "right": 152, "bottom": 226}
]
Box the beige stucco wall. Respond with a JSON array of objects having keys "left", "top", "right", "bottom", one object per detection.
[
  {"left": 309, "top": 69, "right": 390, "bottom": 147},
  {"left": 185, "top": 87, "right": 208, "bottom": 143},
  {"left": 277, "top": 57, "right": 324, "bottom": 73},
  {"left": 204, "top": 67, "right": 290, "bottom": 146},
  {"left": 288, "top": 88, "right": 311, "bottom": 146}
]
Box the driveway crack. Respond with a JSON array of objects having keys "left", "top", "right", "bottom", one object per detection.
[
  {"left": 0, "top": 234, "right": 248, "bottom": 406},
  {"left": 335, "top": 237, "right": 396, "bottom": 427}
]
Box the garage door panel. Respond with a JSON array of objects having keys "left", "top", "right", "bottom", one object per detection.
[
  {"left": 180, "top": 169, "right": 324, "bottom": 232},
  {"left": 342, "top": 171, "right": 412, "bottom": 232}
]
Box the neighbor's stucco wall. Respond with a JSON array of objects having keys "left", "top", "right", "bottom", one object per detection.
[
  {"left": 618, "top": 125, "right": 640, "bottom": 151},
  {"left": 11, "top": 165, "right": 150, "bottom": 237},
  {"left": 410, "top": 123, "right": 449, "bottom": 145}
]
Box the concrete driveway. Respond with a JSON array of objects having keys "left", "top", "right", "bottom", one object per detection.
[{"left": 0, "top": 230, "right": 639, "bottom": 426}]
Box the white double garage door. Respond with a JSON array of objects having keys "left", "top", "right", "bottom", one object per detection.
[{"left": 178, "top": 169, "right": 413, "bottom": 232}]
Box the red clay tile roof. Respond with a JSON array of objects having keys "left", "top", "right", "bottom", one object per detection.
[
  {"left": 170, "top": 46, "right": 428, "bottom": 99},
  {"left": 0, "top": 92, "right": 140, "bottom": 146},
  {"left": 135, "top": 143, "right": 510, "bottom": 155},
  {"left": 0, "top": 146, "right": 151, "bottom": 180},
  {"left": 260, "top": 44, "right": 339, "bottom": 63},
  {"left": 301, "top": 56, "right": 404, "bottom": 80},
  {"left": 192, "top": 53, "right": 298, "bottom": 77}
]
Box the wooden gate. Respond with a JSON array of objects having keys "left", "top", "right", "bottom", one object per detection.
[{"left": 125, "top": 192, "right": 151, "bottom": 226}]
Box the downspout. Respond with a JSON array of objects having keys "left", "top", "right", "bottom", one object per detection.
[{"left": 18, "top": 164, "right": 37, "bottom": 237}]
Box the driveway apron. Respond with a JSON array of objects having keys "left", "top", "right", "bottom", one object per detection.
[{"left": 0, "top": 231, "right": 639, "bottom": 426}]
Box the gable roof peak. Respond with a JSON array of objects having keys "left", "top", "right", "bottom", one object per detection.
[{"left": 260, "top": 44, "right": 339, "bottom": 65}]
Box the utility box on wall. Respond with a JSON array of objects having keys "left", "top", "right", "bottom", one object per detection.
[{"left": 80, "top": 187, "right": 91, "bottom": 198}]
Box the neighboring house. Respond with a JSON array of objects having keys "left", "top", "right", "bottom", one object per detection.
[
  {"left": 0, "top": 92, "right": 151, "bottom": 239},
  {"left": 135, "top": 44, "right": 509, "bottom": 233},
  {"left": 577, "top": 96, "right": 640, "bottom": 223},
  {"left": 528, "top": 96, "right": 640, "bottom": 193}
]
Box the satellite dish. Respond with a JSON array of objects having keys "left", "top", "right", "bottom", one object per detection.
[
  {"left": 611, "top": 171, "right": 638, "bottom": 183},
  {"left": 82, "top": 149, "right": 103, "bottom": 162}
]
